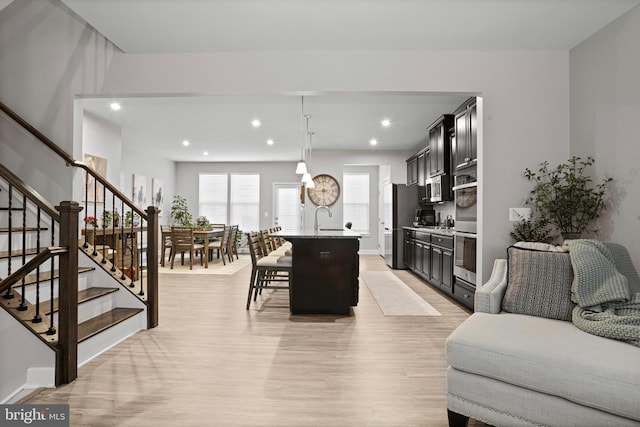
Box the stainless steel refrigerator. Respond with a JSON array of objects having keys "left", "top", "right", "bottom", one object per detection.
[{"left": 383, "top": 183, "right": 418, "bottom": 269}]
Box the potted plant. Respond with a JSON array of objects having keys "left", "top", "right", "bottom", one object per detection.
[
  {"left": 196, "top": 215, "right": 211, "bottom": 229},
  {"left": 170, "top": 195, "right": 193, "bottom": 226},
  {"left": 509, "top": 214, "right": 552, "bottom": 243},
  {"left": 83, "top": 216, "right": 98, "bottom": 228},
  {"left": 101, "top": 210, "right": 113, "bottom": 228},
  {"left": 124, "top": 210, "right": 141, "bottom": 227},
  {"left": 523, "top": 156, "right": 613, "bottom": 240}
]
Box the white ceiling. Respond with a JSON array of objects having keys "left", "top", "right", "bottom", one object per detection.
[{"left": 67, "top": 0, "right": 640, "bottom": 162}]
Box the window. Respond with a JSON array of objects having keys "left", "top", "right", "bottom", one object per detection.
[
  {"left": 199, "top": 173, "right": 260, "bottom": 231},
  {"left": 199, "top": 174, "right": 228, "bottom": 224},
  {"left": 230, "top": 174, "right": 260, "bottom": 231},
  {"left": 343, "top": 173, "right": 369, "bottom": 233}
]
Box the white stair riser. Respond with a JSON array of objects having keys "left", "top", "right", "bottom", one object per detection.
[
  {"left": 50, "top": 291, "right": 119, "bottom": 324},
  {"left": 20, "top": 274, "right": 92, "bottom": 304},
  {"left": 0, "top": 232, "right": 55, "bottom": 252},
  {"left": 77, "top": 311, "right": 146, "bottom": 366}
]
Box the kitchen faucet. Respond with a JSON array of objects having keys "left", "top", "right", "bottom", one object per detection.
[{"left": 314, "top": 205, "right": 333, "bottom": 232}]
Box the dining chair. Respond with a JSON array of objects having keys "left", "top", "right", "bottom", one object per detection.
[
  {"left": 227, "top": 225, "right": 239, "bottom": 262},
  {"left": 170, "top": 226, "right": 204, "bottom": 270},
  {"left": 246, "top": 231, "right": 291, "bottom": 310},
  {"left": 160, "top": 225, "right": 172, "bottom": 267},
  {"left": 208, "top": 225, "right": 230, "bottom": 265}
]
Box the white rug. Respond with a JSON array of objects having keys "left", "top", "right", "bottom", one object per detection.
[
  {"left": 159, "top": 254, "right": 251, "bottom": 275},
  {"left": 361, "top": 271, "right": 441, "bottom": 316}
]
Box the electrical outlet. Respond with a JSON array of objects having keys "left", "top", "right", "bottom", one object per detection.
[{"left": 509, "top": 208, "right": 531, "bottom": 222}]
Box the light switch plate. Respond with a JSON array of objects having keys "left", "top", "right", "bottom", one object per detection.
[{"left": 509, "top": 208, "right": 531, "bottom": 222}]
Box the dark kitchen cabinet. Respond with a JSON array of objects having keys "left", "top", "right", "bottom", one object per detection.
[
  {"left": 431, "top": 234, "right": 454, "bottom": 293},
  {"left": 416, "top": 149, "right": 428, "bottom": 187},
  {"left": 414, "top": 241, "right": 424, "bottom": 275},
  {"left": 428, "top": 115, "right": 454, "bottom": 178},
  {"left": 453, "top": 97, "right": 478, "bottom": 172},
  {"left": 407, "top": 155, "right": 418, "bottom": 185},
  {"left": 415, "top": 232, "right": 431, "bottom": 279}
]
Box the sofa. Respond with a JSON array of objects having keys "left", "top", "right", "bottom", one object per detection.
[{"left": 446, "top": 243, "right": 640, "bottom": 427}]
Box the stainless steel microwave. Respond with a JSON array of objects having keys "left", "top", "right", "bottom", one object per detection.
[{"left": 426, "top": 175, "right": 451, "bottom": 203}]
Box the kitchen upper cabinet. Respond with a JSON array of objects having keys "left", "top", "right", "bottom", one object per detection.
[
  {"left": 407, "top": 155, "right": 418, "bottom": 186},
  {"left": 453, "top": 97, "right": 478, "bottom": 172},
  {"left": 428, "top": 114, "right": 455, "bottom": 178},
  {"left": 416, "top": 149, "right": 429, "bottom": 186}
]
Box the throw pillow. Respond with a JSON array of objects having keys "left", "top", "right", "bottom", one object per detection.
[{"left": 503, "top": 245, "right": 575, "bottom": 321}]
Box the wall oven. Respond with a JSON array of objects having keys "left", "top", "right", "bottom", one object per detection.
[
  {"left": 452, "top": 171, "right": 477, "bottom": 233},
  {"left": 454, "top": 231, "right": 477, "bottom": 285}
]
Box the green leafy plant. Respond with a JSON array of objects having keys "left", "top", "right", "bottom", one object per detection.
[
  {"left": 196, "top": 216, "right": 211, "bottom": 228},
  {"left": 524, "top": 156, "right": 613, "bottom": 238},
  {"left": 509, "top": 214, "right": 552, "bottom": 243},
  {"left": 170, "top": 195, "right": 193, "bottom": 226},
  {"left": 101, "top": 211, "right": 113, "bottom": 228},
  {"left": 124, "top": 211, "right": 141, "bottom": 227}
]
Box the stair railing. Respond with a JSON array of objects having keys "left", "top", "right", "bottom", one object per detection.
[
  {"left": 0, "top": 101, "right": 158, "bottom": 328},
  {"left": 0, "top": 163, "right": 82, "bottom": 384}
]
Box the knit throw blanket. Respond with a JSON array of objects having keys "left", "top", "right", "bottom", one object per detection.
[{"left": 566, "top": 239, "right": 640, "bottom": 347}]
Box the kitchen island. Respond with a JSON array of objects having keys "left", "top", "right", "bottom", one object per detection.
[{"left": 272, "top": 230, "right": 361, "bottom": 315}]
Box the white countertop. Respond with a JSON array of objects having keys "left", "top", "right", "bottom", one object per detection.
[{"left": 272, "top": 229, "right": 362, "bottom": 239}]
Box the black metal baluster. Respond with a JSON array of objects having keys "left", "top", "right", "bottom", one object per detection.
[
  {"left": 3, "top": 184, "right": 14, "bottom": 299},
  {"left": 91, "top": 176, "right": 98, "bottom": 256},
  {"left": 129, "top": 210, "right": 135, "bottom": 288},
  {"left": 120, "top": 203, "right": 126, "bottom": 281},
  {"left": 83, "top": 170, "right": 89, "bottom": 249},
  {"left": 46, "top": 220, "right": 56, "bottom": 336},
  {"left": 138, "top": 217, "right": 145, "bottom": 296},
  {"left": 110, "top": 193, "right": 117, "bottom": 272},
  {"left": 17, "top": 194, "right": 27, "bottom": 311},
  {"left": 101, "top": 184, "right": 107, "bottom": 264},
  {"left": 32, "top": 207, "right": 42, "bottom": 323}
]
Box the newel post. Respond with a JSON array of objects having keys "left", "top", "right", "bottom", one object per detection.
[
  {"left": 145, "top": 205, "right": 159, "bottom": 328},
  {"left": 56, "top": 201, "right": 82, "bottom": 385}
]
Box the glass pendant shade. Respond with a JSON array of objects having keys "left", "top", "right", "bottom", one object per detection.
[
  {"left": 306, "top": 179, "right": 315, "bottom": 189},
  {"left": 301, "top": 172, "right": 312, "bottom": 184},
  {"left": 296, "top": 161, "right": 308, "bottom": 175}
]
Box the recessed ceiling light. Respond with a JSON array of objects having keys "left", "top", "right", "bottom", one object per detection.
[
  {"left": 182, "top": 140, "right": 190, "bottom": 147},
  {"left": 370, "top": 139, "right": 378, "bottom": 146},
  {"left": 203, "top": 151, "right": 209, "bottom": 156},
  {"left": 251, "top": 119, "right": 261, "bottom": 128},
  {"left": 381, "top": 119, "right": 391, "bottom": 127},
  {"left": 110, "top": 102, "right": 121, "bottom": 111},
  {"left": 266, "top": 139, "right": 274, "bottom": 146}
]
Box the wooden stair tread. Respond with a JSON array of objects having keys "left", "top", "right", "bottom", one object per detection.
[
  {"left": 10, "top": 267, "right": 95, "bottom": 287},
  {"left": 78, "top": 307, "right": 143, "bottom": 343}
]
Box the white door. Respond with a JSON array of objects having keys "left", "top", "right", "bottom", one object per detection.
[{"left": 273, "top": 183, "right": 303, "bottom": 231}]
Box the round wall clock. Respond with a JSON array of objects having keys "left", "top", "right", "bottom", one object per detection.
[
  {"left": 307, "top": 174, "right": 340, "bottom": 206},
  {"left": 455, "top": 188, "right": 477, "bottom": 208}
]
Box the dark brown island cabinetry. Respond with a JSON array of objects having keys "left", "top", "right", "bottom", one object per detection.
[
  {"left": 428, "top": 114, "right": 455, "bottom": 178},
  {"left": 453, "top": 97, "right": 478, "bottom": 172},
  {"left": 402, "top": 227, "right": 470, "bottom": 310}
]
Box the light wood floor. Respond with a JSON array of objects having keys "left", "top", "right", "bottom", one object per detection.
[{"left": 23, "top": 254, "right": 486, "bottom": 427}]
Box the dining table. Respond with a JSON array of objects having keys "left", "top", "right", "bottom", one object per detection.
[{"left": 162, "top": 226, "right": 224, "bottom": 268}]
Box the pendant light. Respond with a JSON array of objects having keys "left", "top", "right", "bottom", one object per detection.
[
  {"left": 295, "top": 96, "right": 308, "bottom": 175},
  {"left": 302, "top": 129, "right": 315, "bottom": 188}
]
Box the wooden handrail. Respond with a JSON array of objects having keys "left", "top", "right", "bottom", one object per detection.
[
  {"left": 0, "top": 164, "right": 60, "bottom": 221},
  {"left": 0, "top": 246, "right": 68, "bottom": 294},
  {"left": 0, "top": 101, "right": 146, "bottom": 219}
]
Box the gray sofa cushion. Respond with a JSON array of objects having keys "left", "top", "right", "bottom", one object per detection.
[
  {"left": 446, "top": 312, "right": 640, "bottom": 422},
  {"left": 503, "top": 245, "right": 574, "bottom": 321}
]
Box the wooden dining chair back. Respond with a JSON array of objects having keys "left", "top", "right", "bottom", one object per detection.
[
  {"left": 246, "top": 231, "right": 291, "bottom": 310},
  {"left": 161, "top": 225, "right": 172, "bottom": 267},
  {"left": 208, "top": 225, "right": 230, "bottom": 265},
  {"left": 227, "top": 225, "right": 239, "bottom": 261},
  {"left": 260, "top": 229, "right": 274, "bottom": 254},
  {"left": 170, "top": 226, "right": 204, "bottom": 270}
]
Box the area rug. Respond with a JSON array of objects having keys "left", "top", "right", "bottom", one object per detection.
[
  {"left": 159, "top": 254, "right": 251, "bottom": 275},
  {"left": 361, "top": 271, "right": 441, "bottom": 316}
]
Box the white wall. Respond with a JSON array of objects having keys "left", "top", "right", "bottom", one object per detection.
[
  {"left": 570, "top": 3, "right": 640, "bottom": 264},
  {"left": 0, "top": 0, "right": 118, "bottom": 205}
]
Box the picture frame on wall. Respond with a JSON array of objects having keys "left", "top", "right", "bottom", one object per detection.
[
  {"left": 133, "top": 174, "right": 147, "bottom": 208},
  {"left": 152, "top": 178, "right": 164, "bottom": 216},
  {"left": 83, "top": 154, "right": 107, "bottom": 203}
]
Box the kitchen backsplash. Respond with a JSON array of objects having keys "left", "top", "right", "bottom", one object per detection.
[{"left": 433, "top": 202, "right": 455, "bottom": 226}]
